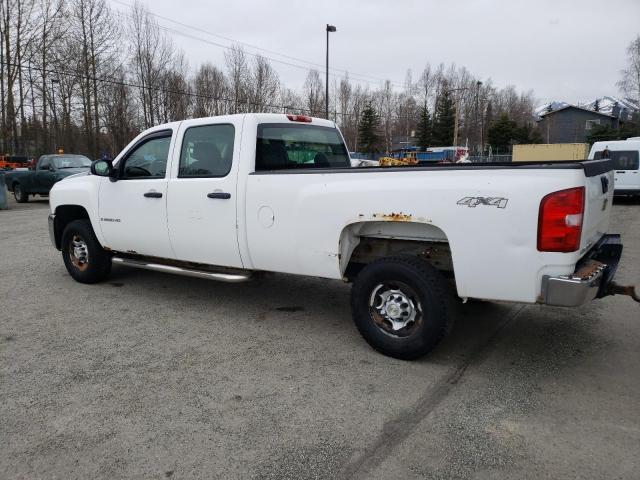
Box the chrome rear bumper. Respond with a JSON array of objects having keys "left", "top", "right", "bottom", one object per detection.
[
  {"left": 542, "top": 262, "right": 606, "bottom": 306},
  {"left": 541, "top": 234, "right": 622, "bottom": 307}
]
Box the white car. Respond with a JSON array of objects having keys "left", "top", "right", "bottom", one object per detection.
[
  {"left": 48, "top": 114, "right": 631, "bottom": 359},
  {"left": 589, "top": 139, "right": 640, "bottom": 197}
]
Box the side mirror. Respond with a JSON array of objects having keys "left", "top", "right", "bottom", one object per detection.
[
  {"left": 40, "top": 164, "right": 51, "bottom": 171},
  {"left": 91, "top": 159, "right": 114, "bottom": 177}
]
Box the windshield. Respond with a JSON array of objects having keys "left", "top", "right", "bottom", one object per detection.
[
  {"left": 52, "top": 156, "right": 92, "bottom": 169},
  {"left": 256, "top": 124, "right": 350, "bottom": 170},
  {"left": 593, "top": 150, "right": 639, "bottom": 170}
]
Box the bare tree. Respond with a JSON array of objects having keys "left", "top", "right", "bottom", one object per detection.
[
  {"left": 193, "top": 62, "right": 228, "bottom": 117},
  {"left": 303, "top": 69, "right": 324, "bottom": 117},
  {"left": 71, "top": 0, "right": 119, "bottom": 157},
  {"left": 618, "top": 35, "right": 640, "bottom": 103},
  {"left": 1, "top": 0, "right": 38, "bottom": 153},
  {"left": 129, "top": 0, "right": 175, "bottom": 129},
  {"left": 101, "top": 67, "right": 137, "bottom": 155},
  {"left": 249, "top": 54, "right": 279, "bottom": 112},
  {"left": 225, "top": 44, "right": 249, "bottom": 113}
]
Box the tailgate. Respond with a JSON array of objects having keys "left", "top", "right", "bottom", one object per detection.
[{"left": 580, "top": 159, "right": 614, "bottom": 253}]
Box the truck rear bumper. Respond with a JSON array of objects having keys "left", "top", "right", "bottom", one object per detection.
[
  {"left": 614, "top": 188, "right": 640, "bottom": 197},
  {"left": 541, "top": 234, "right": 622, "bottom": 307}
]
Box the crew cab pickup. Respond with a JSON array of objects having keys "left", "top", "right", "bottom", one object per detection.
[
  {"left": 47, "top": 113, "right": 632, "bottom": 359},
  {"left": 5, "top": 154, "right": 91, "bottom": 203}
]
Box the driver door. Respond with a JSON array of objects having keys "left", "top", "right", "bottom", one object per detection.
[
  {"left": 36, "top": 156, "right": 56, "bottom": 193},
  {"left": 98, "top": 129, "right": 176, "bottom": 258}
]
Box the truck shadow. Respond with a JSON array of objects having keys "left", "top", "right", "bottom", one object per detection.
[{"left": 106, "top": 265, "right": 606, "bottom": 373}]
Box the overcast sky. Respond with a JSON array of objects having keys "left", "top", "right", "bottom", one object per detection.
[{"left": 110, "top": 0, "right": 639, "bottom": 106}]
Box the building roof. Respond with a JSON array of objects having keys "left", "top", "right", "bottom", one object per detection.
[{"left": 537, "top": 104, "right": 616, "bottom": 120}]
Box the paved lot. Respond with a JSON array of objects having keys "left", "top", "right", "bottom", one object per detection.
[{"left": 1, "top": 192, "right": 639, "bottom": 479}]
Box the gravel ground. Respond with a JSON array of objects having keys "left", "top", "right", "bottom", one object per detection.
[{"left": 1, "top": 192, "right": 639, "bottom": 479}]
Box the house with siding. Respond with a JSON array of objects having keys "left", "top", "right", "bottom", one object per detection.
[{"left": 536, "top": 105, "right": 619, "bottom": 144}]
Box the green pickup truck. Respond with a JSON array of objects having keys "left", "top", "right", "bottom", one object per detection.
[{"left": 4, "top": 154, "right": 92, "bottom": 203}]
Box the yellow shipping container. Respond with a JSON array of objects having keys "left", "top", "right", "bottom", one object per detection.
[{"left": 512, "top": 143, "right": 590, "bottom": 162}]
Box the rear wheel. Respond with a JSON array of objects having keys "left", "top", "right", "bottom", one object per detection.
[
  {"left": 61, "top": 219, "right": 111, "bottom": 283},
  {"left": 351, "top": 256, "right": 452, "bottom": 360},
  {"left": 13, "top": 183, "right": 28, "bottom": 203}
]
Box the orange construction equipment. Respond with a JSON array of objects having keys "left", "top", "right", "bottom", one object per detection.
[{"left": 0, "top": 154, "right": 30, "bottom": 170}]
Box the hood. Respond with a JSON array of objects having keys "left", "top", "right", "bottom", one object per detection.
[{"left": 58, "top": 167, "right": 90, "bottom": 176}]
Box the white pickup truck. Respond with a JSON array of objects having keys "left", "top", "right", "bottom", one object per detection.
[{"left": 48, "top": 113, "right": 633, "bottom": 359}]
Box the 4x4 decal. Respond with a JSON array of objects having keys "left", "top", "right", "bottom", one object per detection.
[{"left": 457, "top": 196, "right": 508, "bottom": 209}]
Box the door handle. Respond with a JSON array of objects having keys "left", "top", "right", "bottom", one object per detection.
[
  {"left": 143, "top": 191, "right": 163, "bottom": 198},
  {"left": 207, "top": 192, "right": 231, "bottom": 199}
]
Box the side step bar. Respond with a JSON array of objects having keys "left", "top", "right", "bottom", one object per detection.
[{"left": 111, "top": 256, "right": 252, "bottom": 283}]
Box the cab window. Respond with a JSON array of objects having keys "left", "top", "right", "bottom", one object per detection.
[
  {"left": 121, "top": 134, "right": 171, "bottom": 179},
  {"left": 256, "top": 124, "right": 350, "bottom": 171},
  {"left": 178, "top": 124, "right": 235, "bottom": 178}
]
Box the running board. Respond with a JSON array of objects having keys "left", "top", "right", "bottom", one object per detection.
[{"left": 111, "top": 256, "right": 252, "bottom": 283}]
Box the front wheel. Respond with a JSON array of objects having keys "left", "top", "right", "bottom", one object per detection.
[
  {"left": 13, "top": 183, "right": 28, "bottom": 203},
  {"left": 61, "top": 219, "right": 112, "bottom": 284},
  {"left": 351, "top": 256, "right": 452, "bottom": 360}
]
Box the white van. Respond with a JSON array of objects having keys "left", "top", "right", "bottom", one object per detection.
[{"left": 589, "top": 139, "right": 640, "bottom": 196}]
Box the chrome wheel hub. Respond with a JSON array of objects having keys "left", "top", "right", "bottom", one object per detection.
[
  {"left": 370, "top": 283, "right": 419, "bottom": 332},
  {"left": 70, "top": 235, "right": 89, "bottom": 269}
]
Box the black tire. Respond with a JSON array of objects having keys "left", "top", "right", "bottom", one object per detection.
[
  {"left": 61, "top": 219, "right": 112, "bottom": 284},
  {"left": 351, "top": 255, "right": 452, "bottom": 360},
  {"left": 13, "top": 183, "right": 28, "bottom": 203}
]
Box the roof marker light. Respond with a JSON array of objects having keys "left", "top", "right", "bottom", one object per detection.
[{"left": 286, "top": 114, "right": 312, "bottom": 123}]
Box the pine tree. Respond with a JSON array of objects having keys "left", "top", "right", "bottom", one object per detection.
[
  {"left": 432, "top": 86, "right": 455, "bottom": 146},
  {"left": 415, "top": 104, "right": 432, "bottom": 151},
  {"left": 358, "top": 103, "right": 381, "bottom": 155},
  {"left": 487, "top": 113, "right": 517, "bottom": 152}
]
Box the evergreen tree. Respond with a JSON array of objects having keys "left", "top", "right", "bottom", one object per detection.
[
  {"left": 415, "top": 104, "right": 432, "bottom": 150},
  {"left": 358, "top": 103, "right": 381, "bottom": 155},
  {"left": 487, "top": 113, "right": 517, "bottom": 152},
  {"left": 432, "top": 86, "right": 455, "bottom": 145},
  {"left": 484, "top": 101, "right": 494, "bottom": 128},
  {"left": 529, "top": 128, "right": 544, "bottom": 144},
  {"left": 514, "top": 123, "right": 543, "bottom": 144}
]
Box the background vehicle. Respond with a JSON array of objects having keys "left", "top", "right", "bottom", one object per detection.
[
  {"left": 391, "top": 146, "right": 468, "bottom": 163},
  {"left": 4, "top": 154, "right": 91, "bottom": 203},
  {"left": 0, "top": 154, "right": 29, "bottom": 170},
  {"left": 47, "top": 114, "right": 629, "bottom": 359},
  {"left": 589, "top": 139, "right": 640, "bottom": 196}
]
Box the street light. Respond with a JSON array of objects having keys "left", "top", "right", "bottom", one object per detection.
[{"left": 325, "top": 24, "right": 336, "bottom": 120}]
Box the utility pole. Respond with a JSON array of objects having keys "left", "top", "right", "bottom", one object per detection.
[
  {"left": 51, "top": 78, "right": 59, "bottom": 151},
  {"left": 325, "top": 24, "right": 336, "bottom": 120},
  {"left": 451, "top": 87, "right": 468, "bottom": 147},
  {"left": 475, "top": 81, "right": 482, "bottom": 153}
]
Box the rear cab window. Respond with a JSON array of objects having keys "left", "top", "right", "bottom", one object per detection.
[
  {"left": 593, "top": 150, "right": 639, "bottom": 170},
  {"left": 256, "top": 124, "right": 350, "bottom": 171}
]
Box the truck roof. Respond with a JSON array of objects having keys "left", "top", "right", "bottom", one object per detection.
[
  {"left": 591, "top": 139, "right": 640, "bottom": 151},
  {"left": 144, "top": 114, "right": 336, "bottom": 134}
]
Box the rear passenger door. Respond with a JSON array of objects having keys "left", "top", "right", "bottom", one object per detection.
[{"left": 166, "top": 117, "right": 243, "bottom": 268}]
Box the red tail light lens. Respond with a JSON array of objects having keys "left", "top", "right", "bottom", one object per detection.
[
  {"left": 286, "top": 114, "right": 312, "bottom": 123},
  {"left": 537, "top": 187, "right": 585, "bottom": 252}
]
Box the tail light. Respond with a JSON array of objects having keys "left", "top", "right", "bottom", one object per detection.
[
  {"left": 537, "top": 187, "right": 585, "bottom": 252},
  {"left": 286, "top": 114, "right": 312, "bottom": 123}
]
